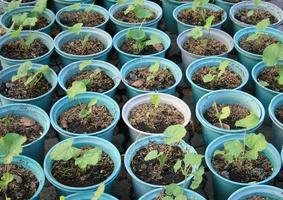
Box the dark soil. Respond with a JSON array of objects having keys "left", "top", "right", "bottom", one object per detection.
[
  {"left": 128, "top": 103, "right": 184, "bottom": 133},
  {"left": 131, "top": 142, "right": 185, "bottom": 185},
  {"left": 223, "top": 0, "right": 241, "bottom": 2},
  {"left": 239, "top": 34, "right": 278, "bottom": 55},
  {"left": 257, "top": 67, "right": 283, "bottom": 92},
  {"left": 212, "top": 153, "right": 273, "bottom": 183},
  {"left": 248, "top": 196, "right": 271, "bottom": 200},
  {"left": 183, "top": 38, "right": 227, "bottom": 56},
  {"left": 61, "top": 38, "right": 104, "bottom": 55},
  {"left": 204, "top": 104, "right": 250, "bottom": 129},
  {"left": 126, "top": 67, "right": 175, "bottom": 91},
  {"left": 0, "top": 164, "right": 39, "bottom": 200},
  {"left": 119, "top": 39, "right": 164, "bottom": 55},
  {"left": 114, "top": 9, "right": 156, "bottom": 23},
  {"left": 58, "top": 104, "right": 113, "bottom": 133},
  {"left": 0, "top": 73, "right": 51, "bottom": 99},
  {"left": 66, "top": 70, "right": 114, "bottom": 93},
  {"left": 178, "top": 8, "right": 223, "bottom": 26},
  {"left": 0, "top": 115, "right": 42, "bottom": 143},
  {"left": 235, "top": 8, "right": 278, "bottom": 25},
  {"left": 59, "top": 11, "right": 105, "bottom": 27},
  {"left": 51, "top": 148, "right": 114, "bottom": 187},
  {"left": 5, "top": 0, "right": 33, "bottom": 2},
  {"left": 275, "top": 106, "right": 283, "bottom": 124},
  {"left": 0, "top": 39, "right": 49, "bottom": 59},
  {"left": 192, "top": 66, "right": 242, "bottom": 90},
  {"left": 13, "top": 16, "right": 49, "bottom": 30}
]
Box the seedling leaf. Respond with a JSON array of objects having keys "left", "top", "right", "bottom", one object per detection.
[
  {"left": 256, "top": 18, "right": 270, "bottom": 31},
  {"left": 32, "top": 0, "right": 47, "bottom": 16},
  {"left": 223, "top": 140, "right": 243, "bottom": 163},
  {"left": 149, "top": 94, "right": 160, "bottom": 108},
  {"left": 67, "top": 81, "right": 87, "bottom": 100},
  {"left": 259, "top": 80, "right": 269, "bottom": 87},
  {"left": 218, "top": 60, "right": 229, "bottom": 78},
  {"left": 50, "top": 139, "right": 81, "bottom": 161},
  {"left": 24, "top": 32, "right": 38, "bottom": 46},
  {"left": 254, "top": 0, "right": 261, "bottom": 7},
  {"left": 68, "top": 23, "right": 83, "bottom": 35},
  {"left": 92, "top": 182, "right": 105, "bottom": 200},
  {"left": 0, "top": 173, "right": 13, "bottom": 192},
  {"left": 126, "top": 29, "right": 146, "bottom": 41},
  {"left": 4, "top": 0, "right": 20, "bottom": 12},
  {"left": 85, "top": 5, "right": 94, "bottom": 13},
  {"left": 68, "top": 3, "right": 81, "bottom": 11},
  {"left": 247, "top": 10, "right": 254, "bottom": 17},
  {"left": 148, "top": 60, "right": 160, "bottom": 74},
  {"left": 79, "top": 60, "right": 92, "bottom": 71},
  {"left": 204, "top": 16, "right": 215, "bottom": 31},
  {"left": 145, "top": 34, "right": 162, "bottom": 46},
  {"left": 235, "top": 112, "right": 259, "bottom": 129},
  {"left": 263, "top": 43, "right": 283, "bottom": 66},
  {"left": 191, "top": 166, "right": 204, "bottom": 189},
  {"left": 164, "top": 125, "right": 186, "bottom": 145},
  {"left": 216, "top": 106, "right": 231, "bottom": 120},
  {"left": 202, "top": 73, "right": 215, "bottom": 83},
  {"left": 12, "top": 61, "right": 32, "bottom": 82},
  {"left": 187, "top": 27, "right": 203, "bottom": 40},
  {"left": 144, "top": 150, "right": 159, "bottom": 161},
  {"left": 75, "top": 148, "right": 102, "bottom": 170}
]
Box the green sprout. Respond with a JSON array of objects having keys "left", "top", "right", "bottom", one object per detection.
[
  {"left": 202, "top": 60, "right": 230, "bottom": 83},
  {"left": 144, "top": 150, "right": 167, "bottom": 167},
  {"left": 235, "top": 113, "right": 260, "bottom": 129},
  {"left": 4, "top": 0, "right": 21, "bottom": 12},
  {"left": 146, "top": 60, "right": 160, "bottom": 82},
  {"left": 247, "top": 0, "right": 262, "bottom": 17},
  {"left": 79, "top": 98, "right": 98, "bottom": 118},
  {"left": 161, "top": 184, "right": 187, "bottom": 200},
  {"left": 79, "top": 60, "right": 92, "bottom": 71},
  {"left": 67, "top": 81, "right": 87, "bottom": 100},
  {"left": 68, "top": 23, "right": 92, "bottom": 48},
  {"left": 213, "top": 103, "right": 231, "bottom": 129},
  {"left": 192, "top": 0, "right": 210, "bottom": 23},
  {"left": 92, "top": 182, "right": 105, "bottom": 200},
  {"left": 146, "top": 93, "right": 160, "bottom": 117},
  {"left": 123, "top": 0, "right": 153, "bottom": 19},
  {"left": 246, "top": 19, "right": 270, "bottom": 41}
]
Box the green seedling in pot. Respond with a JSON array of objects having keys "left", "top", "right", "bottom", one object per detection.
[
  {"left": 122, "top": 0, "right": 153, "bottom": 20},
  {"left": 68, "top": 23, "right": 92, "bottom": 48},
  {"left": 247, "top": 0, "right": 262, "bottom": 17},
  {"left": 202, "top": 60, "right": 230, "bottom": 83},
  {"left": 146, "top": 60, "right": 161, "bottom": 82},
  {"left": 146, "top": 93, "right": 160, "bottom": 118},
  {"left": 192, "top": 0, "right": 214, "bottom": 24},
  {"left": 235, "top": 112, "right": 260, "bottom": 129},
  {"left": 79, "top": 98, "right": 98, "bottom": 118},
  {"left": 67, "top": 80, "right": 87, "bottom": 100},
  {"left": 213, "top": 103, "right": 231, "bottom": 129},
  {"left": 246, "top": 19, "right": 270, "bottom": 42}
]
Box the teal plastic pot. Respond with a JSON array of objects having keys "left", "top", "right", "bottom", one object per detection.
[
  {"left": 186, "top": 57, "right": 249, "bottom": 104},
  {"left": 124, "top": 135, "right": 197, "bottom": 198},
  {"left": 44, "top": 136, "right": 121, "bottom": 196},
  {"left": 228, "top": 185, "right": 283, "bottom": 200},
  {"left": 56, "top": 4, "right": 109, "bottom": 31},
  {"left": 269, "top": 93, "right": 283, "bottom": 152},
  {"left": 109, "top": 0, "right": 162, "bottom": 33},
  {"left": 214, "top": 0, "right": 235, "bottom": 34},
  {"left": 65, "top": 192, "right": 118, "bottom": 200},
  {"left": 0, "top": 6, "right": 55, "bottom": 34},
  {"left": 49, "top": 92, "right": 120, "bottom": 141},
  {"left": 205, "top": 134, "right": 281, "bottom": 200},
  {"left": 173, "top": 3, "right": 227, "bottom": 34},
  {"left": 139, "top": 188, "right": 206, "bottom": 200},
  {"left": 120, "top": 57, "right": 182, "bottom": 98},
  {"left": 113, "top": 27, "right": 171, "bottom": 66},
  {"left": 230, "top": 1, "right": 283, "bottom": 35},
  {"left": 53, "top": 0, "right": 94, "bottom": 13},
  {"left": 0, "top": 63, "right": 58, "bottom": 111},
  {"left": 0, "top": 103, "right": 50, "bottom": 163},
  {"left": 196, "top": 89, "right": 265, "bottom": 146},
  {"left": 58, "top": 60, "right": 121, "bottom": 98},
  {"left": 0, "top": 30, "right": 54, "bottom": 68},
  {"left": 103, "top": 0, "right": 115, "bottom": 10}
]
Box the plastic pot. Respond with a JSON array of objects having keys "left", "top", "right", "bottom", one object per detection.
[
  {"left": 0, "top": 155, "right": 45, "bottom": 200},
  {"left": 124, "top": 135, "right": 197, "bottom": 198},
  {"left": 0, "top": 30, "right": 54, "bottom": 68},
  {"left": 173, "top": 3, "right": 227, "bottom": 34},
  {"left": 177, "top": 28, "right": 234, "bottom": 69},
  {"left": 65, "top": 192, "right": 118, "bottom": 200},
  {"left": 214, "top": 0, "right": 235, "bottom": 34},
  {"left": 0, "top": 63, "right": 58, "bottom": 111},
  {"left": 56, "top": 4, "right": 109, "bottom": 31},
  {"left": 0, "top": 103, "right": 50, "bottom": 163},
  {"left": 53, "top": 0, "right": 94, "bottom": 13},
  {"left": 102, "top": 0, "right": 115, "bottom": 10},
  {"left": 109, "top": 0, "right": 162, "bottom": 33},
  {"left": 196, "top": 89, "right": 265, "bottom": 146},
  {"left": 230, "top": 1, "right": 283, "bottom": 35},
  {"left": 205, "top": 134, "right": 281, "bottom": 200},
  {"left": 44, "top": 136, "right": 121, "bottom": 196},
  {"left": 113, "top": 27, "right": 171, "bottom": 66},
  {"left": 54, "top": 27, "right": 112, "bottom": 66},
  {"left": 120, "top": 57, "right": 182, "bottom": 98},
  {"left": 122, "top": 93, "right": 191, "bottom": 142},
  {"left": 50, "top": 92, "right": 120, "bottom": 141}
]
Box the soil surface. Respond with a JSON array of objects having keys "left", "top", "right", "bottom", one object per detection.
[
  {"left": 66, "top": 70, "right": 114, "bottom": 93},
  {"left": 61, "top": 38, "right": 104, "bottom": 55},
  {"left": 248, "top": 196, "right": 271, "bottom": 200},
  {"left": 192, "top": 66, "right": 242, "bottom": 90},
  {"left": 0, "top": 39, "right": 49, "bottom": 59},
  {"left": 0, "top": 164, "right": 39, "bottom": 200},
  {"left": 51, "top": 149, "right": 114, "bottom": 187},
  {"left": 59, "top": 11, "right": 105, "bottom": 27},
  {"left": 0, "top": 115, "right": 42, "bottom": 143},
  {"left": 183, "top": 38, "right": 227, "bottom": 56},
  {"left": 114, "top": 9, "right": 156, "bottom": 23},
  {"left": 58, "top": 104, "right": 113, "bottom": 133},
  {"left": 275, "top": 105, "right": 283, "bottom": 124},
  {"left": 178, "top": 8, "right": 223, "bottom": 26},
  {"left": 239, "top": 34, "right": 279, "bottom": 55},
  {"left": 126, "top": 67, "right": 175, "bottom": 91},
  {"left": 128, "top": 103, "right": 184, "bottom": 133},
  {"left": 223, "top": 0, "right": 241, "bottom": 2},
  {"left": 204, "top": 104, "right": 250, "bottom": 129},
  {"left": 212, "top": 153, "right": 273, "bottom": 183},
  {"left": 257, "top": 67, "right": 283, "bottom": 92},
  {"left": 131, "top": 142, "right": 185, "bottom": 185},
  {"left": 0, "top": 73, "right": 51, "bottom": 99},
  {"left": 13, "top": 16, "right": 49, "bottom": 30},
  {"left": 119, "top": 39, "right": 164, "bottom": 55},
  {"left": 235, "top": 8, "right": 278, "bottom": 25}
]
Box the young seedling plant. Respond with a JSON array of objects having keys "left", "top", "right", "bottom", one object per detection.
[
  {"left": 246, "top": 19, "right": 270, "bottom": 43},
  {"left": 68, "top": 23, "right": 92, "bottom": 49},
  {"left": 145, "top": 93, "right": 160, "bottom": 118},
  {"left": 192, "top": 0, "right": 213, "bottom": 23},
  {"left": 120, "top": 0, "right": 153, "bottom": 20},
  {"left": 146, "top": 60, "right": 161, "bottom": 82},
  {"left": 67, "top": 3, "right": 96, "bottom": 22},
  {"left": 247, "top": 0, "right": 262, "bottom": 17},
  {"left": 202, "top": 60, "right": 230, "bottom": 83}
]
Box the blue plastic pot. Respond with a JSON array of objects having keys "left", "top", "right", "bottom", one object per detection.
[
  {"left": 50, "top": 92, "right": 120, "bottom": 141},
  {"left": 205, "top": 134, "right": 281, "bottom": 200},
  {"left": 54, "top": 27, "right": 112, "bottom": 66},
  {"left": 269, "top": 93, "right": 283, "bottom": 152},
  {"left": 53, "top": 0, "right": 94, "bottom": 13},
  {"left": 58, "top": 60, "right": 121, "bottom": 98},
  {"left": 139, "top": 188, "right": 206, "bottom": 200},
  {"left": 0, "top": 155, "right": 45, "bottom": 200},
  {"left": 120, "top": 57, "right": 182, "bottom": 98},
  {"left": 214, "top": 0, "right": 235, "bottom": 34},
  {"left": 186, "top": 57, "right": 249, "bottom": 104},
  {"left": 109, "top": 0, "right": 162, "bottom": 33},
  {"left": 230, "top": 1, "right": 283, "bottom": 35},
  {"left": 0, "top": 63, "right": 58, "bottom": 111},
  {"left": 173, "top": 3, "right": 227, "bottom": 34},
  {"left": 124, "top": 135, "right": 197, "bottom": 198},
  {"left": 0, "top": 6, "right": 55, "bottom": 34},
  {"left": 44, "top": 136, "right": 121, "bottom": 196},
  {"left": 0, "top": 30, "right": 54, "bottom": 68},
  {"left": 113, "top": 27, "right": 171, "bottom": 66},
  {"left": 228, "top": 185, "right": 283, "bottom": 200},
  {"left": 65, "top": 192, "right": 118, "bottom": 200},
  {"left": 56, "top": 4, "right": 109, "bottom": 31},
  {"left": 102, "top": 0, "right": 115, "bottom": 10},
  {"left": 196, "top": 89, "right": 265, "bottom": 146},
  {"left": 0, "top": 104, "right": 50, "bottom": 163},
  {"left": 234, "top": 27, "right": 283, "bottom": 75}
]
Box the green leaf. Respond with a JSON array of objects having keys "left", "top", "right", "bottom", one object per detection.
[
  {"left": 190, "top": 166, "right": 204, "bottom": 189},
  {"left": 88, "top": 98, "right": 97, "bottom": 108},
  {"left": 67, "top": 81, "right": 87, "bottom": 100},
  {"left": 256, "top": 18, "right": 270, "bottom": 31},
  {"left": 75, "top": 148, "right": 102, "bottom": 170},
  {"left": 0, "top": 133, "right": 27, "bottom": 164},
  {"left": 145, "top": 34, "right": 162, "bottom": 46},
  {"left": 202, "top": 73, "right": 215, "bottom": 83},
  {"left": 68, "top": 3, "right": 81, "bottom": 11},
  {"left": 247, "top": 10, "right": 254, "bottom": 17},
  {"left": 68, "top": 23, "right": 83, "bottom": 35},
  {"left": 50, "top": 139, "right": 81, "bottom": 161},
  {"left": 10, "top": 25, "right": 22, "bottom": 38},
  {"left": 149, "top": 94, "right": 160, "bottom": 108},
  {"left": 263, "top": 43, "right": 283, "bottom": 66},
  {"left": 12, "top": 61, "right": 32, "bottom": 82},
  {"left": 24, "top": 32, "right": 38, "bottom": 46},
  {"left": 59, "top": 196, "right": 65, "bottom": 200},
  {"left": 4, "top": 0, "right": 21, "bottom": 12},
  {"left": 11, "top": 13, "right": 27, "bottom": 26},
  {"left": 259, "top": 80, "right": 269, "bottom": 87},
  {"left": 164, "top": 183, "right": 184, "bottom": 197},
  {"left": 135, "top": 6, "right": 152, "bottom": 19},
  {"left": 164, "top": 124, "right": 186, "bottom": 145},
  {"left": 24, "top": 65, "right": 50, "bottom": 86},
  {"left": 204, "top": 16, "right": 215, "bottom": 31},
  {"left": 254, "top": 0, "right": 261, "bottom": 7},
  {"left": 218, "top": 60, "right": 229, "bottom": 78},
  {"left": 32, "top": 0, "right": 47, "bottom": 16},
  {"left": 79, "top": 108, "right": 91, "bottom": 118},
  {"left": 183, "top": 152, "right": 203, "bottom": 169},
  {"left": 223, "top": 140, "right": 243, "bottom": 163},
  {"left": 235, "top": 112, "right": 259, "bottom": 129},
  {"left": 148, "top": 60, "right": 160, "bottom": 74},
  {"left": 216, "top": 106, "right": 231, "bottom": 120},
  {"left": 79, "top": 60, "right": 92, "bottom": 71},
  {"left": 92, "top": 182, "right": 105, "bottom": 200},
  {"left": 126, "top": 29, "right": 146, "bottom": 41},
  {"left": 213, "top": 150, "right": 225, "bottom": 157},
  {"left": 124, "top": 4, "right": 135, "bottom": 15},
  {"left": 247, "top": 33, "right": 260, "bottom": 41},
  {"left": 245, "top": 133, "right": 268, "bottom": 152},
  {"left": 173, "top": 159, "right": 182, "bottom": 173},
  {"left": 144, "top": 150, "right": 159, "bottom": 161},
  {"left": 187, "top": 27, "right": 203, "bottom": 40},
  {"left": 117, "top": 0, "right": 128, "bottom": 3},
  {"left": 85, "top": 4, "right": 94, "bottom": 13},
  {"left": 0, "top": 173, "right": 13, "bottom": 192},
  {"left": 22, "top": 17, "right": 38, "bottom": 27}
]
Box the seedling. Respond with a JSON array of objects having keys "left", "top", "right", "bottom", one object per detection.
[
  {"left": 146, "top": 60, "right": 160, "bottom": 82},
  {"left": 146, "top": 93, "right": 160, "bottom": 117},
  {"left": 68, "top": 23, "right": 92, "bottom": 48},
  {"left": 213, "top": 103, "right": 231, "bottom": 129},
  {"left": 235, "top": 112, "right": 260, "bottom": 129},
  {"left": 123, "top": 0, "right": 153, "bottom": 19},
  {"left": 202, "top": 60, "right": 230, "bottom": 83},
  {"left": 192, "top": 0, "right": 210, "bottom": 23},
  {"left": 92, "top": 182, "right": 105, "bottom": 200},
  {"left": 67, "top": 80, "right": 87, "bottom": 100},
  {"left": 246, "top": 19, "right": 270, "bottom": 42},
  {"left": 247, "top": 0, "right": 262, "bottom": 17},
  {"left": 144, "top": 150, "right": 167, "bottom": 167},
  {"left": 79, "top": 98, "right": 98, "bottom": 118}
]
